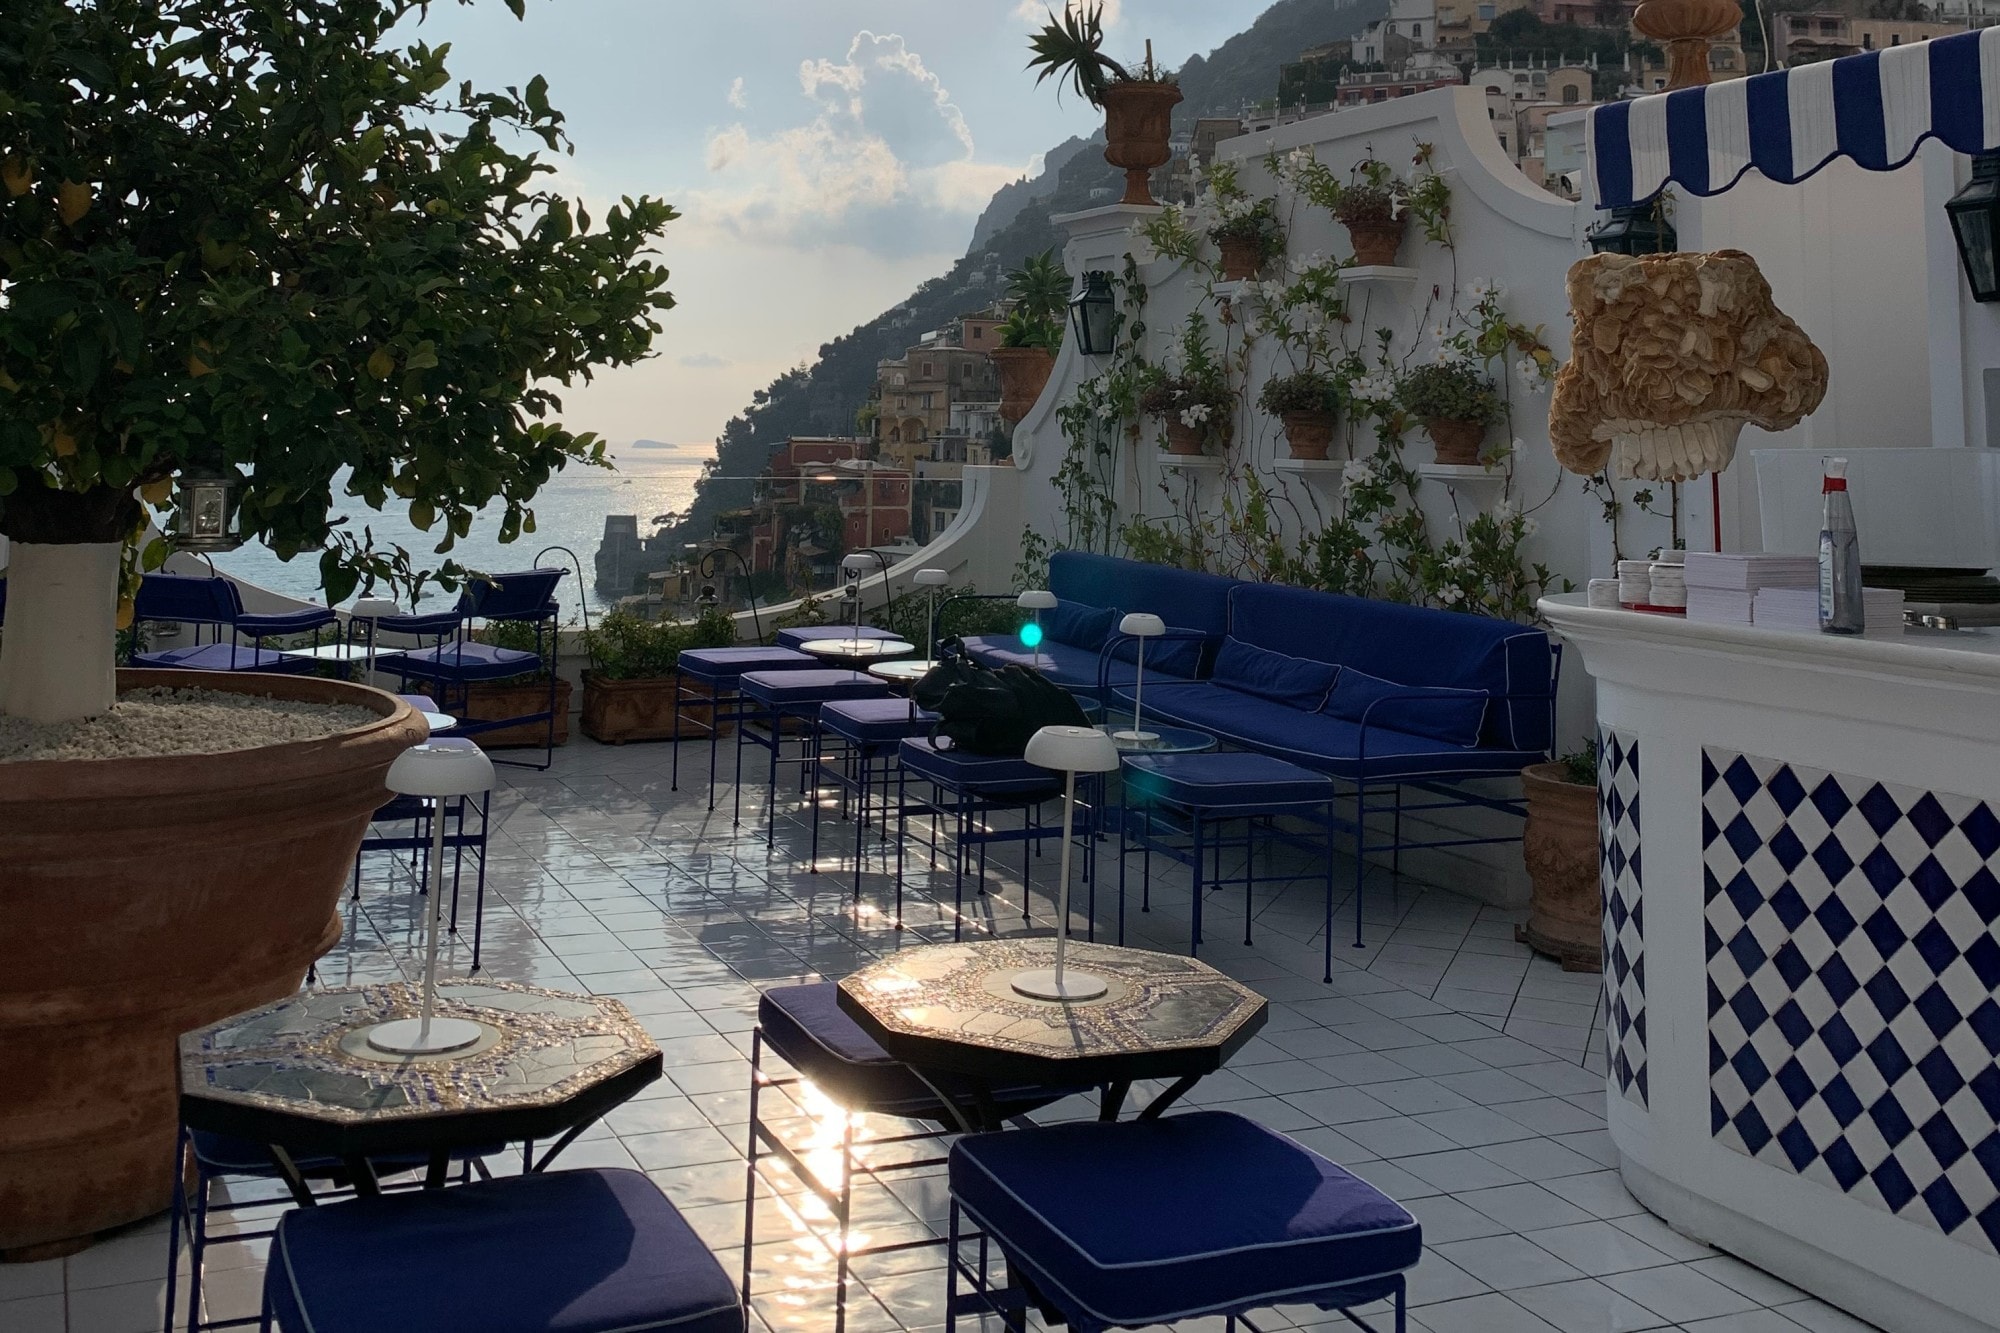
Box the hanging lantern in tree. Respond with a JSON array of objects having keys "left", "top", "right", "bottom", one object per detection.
[{"left": 171, "top": 468, "right": 244, "bottom": 553}]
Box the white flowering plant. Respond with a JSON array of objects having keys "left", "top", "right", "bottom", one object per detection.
[{"left": 1137, "top": 310, "right": 1233, "bottom": 446}]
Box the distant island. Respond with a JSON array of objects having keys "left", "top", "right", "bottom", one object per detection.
[{"left": 625, "top": 439, "right": 679, "bottom": 450}]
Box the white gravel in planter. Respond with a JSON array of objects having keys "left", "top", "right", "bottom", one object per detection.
[{"left": 0, "top": 687, "right": 380, "bottom": 763}]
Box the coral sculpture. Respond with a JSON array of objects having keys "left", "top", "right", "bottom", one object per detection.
[{"left": 1549, "top": 250, "right": 1828, "bottom": 482}]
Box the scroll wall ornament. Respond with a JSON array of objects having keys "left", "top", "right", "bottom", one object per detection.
[{"left": 1549, "top": 251, "right": 1828, "bottom": 483}]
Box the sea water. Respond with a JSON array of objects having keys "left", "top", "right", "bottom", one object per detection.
[{"left": 209, "top": 446, "right": 708, "bottom": 620}]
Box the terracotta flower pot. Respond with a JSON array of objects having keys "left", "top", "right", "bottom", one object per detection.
[
  {"left": 1343, "top": 216, "right": 1406, "bottom": 267},
  {"left": 1280, "top": 410, "right": 1338, "bottom": 461},
  {"left": 1100, "top": 81, "right": 1183, "bottom": 206},
  {"left": 1218, "top": 236, "right": 1263, "bottom": 282},
  {"left": 460, "top": 675, "right": 570, "bottom": 748},
  {"left": 990, "top": 346, "right": 1057, "bottom": 426},
  {"left": 0, "top": 670, "right": 424, "bottom": 1255},
  {"left": 1162, "top": 420, "right": 1208, "bottom": 456},
  {"left": 1515, "top": 762, "right": 1604, "bottom": 971},
  {"left": 581, "top": 671, "right": 731, "bottom": 744},
  {"left": 1424, "top": 417, "right": 1487, "bottom": 466}
]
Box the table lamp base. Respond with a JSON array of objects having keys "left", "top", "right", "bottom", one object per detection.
[
  {"left": 364, "top": 1017, "right": 484, "bottom": 1056},
  {"left": 1111, "top": 729, "right": 1159, "bottom": 745},
  {"left": 1010, "top": 968, "right": 1109, "bottom": 1002}
]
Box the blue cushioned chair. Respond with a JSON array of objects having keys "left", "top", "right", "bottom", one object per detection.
[
  {"left": 743, "top": 984, "right": 1084, "bottom": 1333},
  {"left": 734, "top": 668, "right": 889, "bottom": 842},
  {"left": 261, "top": 1167, "right": 743, "bottom": 1333},
  {"left": 1118, "top": 752, "right": 1338, "bottom": 973},
  {"left": 811, "top": 696, "right": 937, "bottom": 911},
  {"left": 947, "top": 1112, "right": 1422, "bottom": 1333},
  {"left": 374, "top": 568, "right": 568, "bottom": 770},
  {"left": 670, "top": 645, "right": 819, "bottom": 804},
  {"left": 130, "top": 575, "right": 336, "bottom": 673}
]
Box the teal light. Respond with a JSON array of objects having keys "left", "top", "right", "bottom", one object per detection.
[{"left": 1019, "top": 620, "right": 1044, "bottom": 649}]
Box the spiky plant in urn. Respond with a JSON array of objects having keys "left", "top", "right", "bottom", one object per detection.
[
  {"left": 993, "top": 250, "right": 1067, "bottom": 425},
  {"left": 1028, "top": 3, "right": 1182, "bottom": 206},
  {"left": 0, "top": 0, "right": 677, "bottom": 1254}
]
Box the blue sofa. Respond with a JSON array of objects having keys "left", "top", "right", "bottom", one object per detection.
[{"left": 959, "top": 552, "right": 1238, "bottom": 694}]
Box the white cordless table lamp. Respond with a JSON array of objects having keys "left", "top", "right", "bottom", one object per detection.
[
  {"left": 1012, "top": 725, "right": 1121, "bottom": 1002},
  {"left": 1016, "top": 589, "right": 1057, "bottom": 672},
  {"left": 1114, "top": 612, "right": 1165, "bottom": 744}
]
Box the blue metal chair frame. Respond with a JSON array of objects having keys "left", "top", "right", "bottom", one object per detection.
[
  {"left": 352, "top": 788, "right": 492, "bottom": 971},
  {"left": 667, "top": 648, "right": 819, "bottom": 806},
  {"left": 731, "top": 671, "right": 888, "bottom": 842},
  {"left": 807, "top": 699, "right": 935, "bottom": 904},
  {"left": 129, "top": 574, "right": 337, "bottom": 673}
]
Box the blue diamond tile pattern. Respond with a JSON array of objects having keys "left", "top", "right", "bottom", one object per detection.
[
  {"left": 1703, "top": 748, "right": 2000, "bottom": 1255},
  {"left": 1601, "top": 727, "right": 1645, "bottom": 1108}
]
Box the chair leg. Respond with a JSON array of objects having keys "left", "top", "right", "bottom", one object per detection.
[
  {"left": 895, "top": 767, "right": 908, "bottom": 931},
  {"left": 1190, "top": 811, "right": 1205, "bottom": 955},
  {"left": 740, "top": 1031, "right": 763, "bottom": 1310},
  {"left": 1324, "top": 801, "right": 1337, "bottom": 983},
  {"left": 1353, "top": 787, "right": 1368, "bottom": 950},
  {"left": 470, "top": 792, "right": 489, "bottom": 974},
  {"left": 162, "top": 1132, "right": 184, "bottom": 1333},
  {"left": 833, "top": 1115, "right": 855, "bottom": 1333},
  {"left": 1244, "top": 816, "right": 1256, "bottom": 948},
  {"left": 945, "top": 1199, "right": 960, "bottom": 1333}
]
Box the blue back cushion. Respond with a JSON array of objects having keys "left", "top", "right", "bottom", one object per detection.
[
  {"left": 463, "top": 568, "right": 566, "bottom": 621},
  {"left": 1227, "top": 583, "right": 1555, "bottom": 750},
  {"left": 1324, "top": 668, "right": 1487, "bottom": 746},
  {"left": 1211, "top": 639, "right": 1339, "bottom": 710},
  {"left": 134, "top": 574, "right": 242, "bottom": 626},
  {"left": 1052, "top": 551, "right": 1239, "bottom": 678},
  {"left": 1044, "top": 598, "right": 1117, "bottom": 651}
]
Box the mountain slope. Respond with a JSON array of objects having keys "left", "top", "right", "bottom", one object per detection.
[{"left": 670, "top": 0, "right": 1384, "bottom": 549}]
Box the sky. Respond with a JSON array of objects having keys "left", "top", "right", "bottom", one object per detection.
[{"left": 409, "top": 0, "right": 1271, "bottom": 454}]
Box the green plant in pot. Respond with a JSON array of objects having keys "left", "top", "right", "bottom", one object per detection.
[
  {"left": 579, "top": 604, "right": 736, "bottom": 744},
  {"left": 1294, "top": 153, "right": 1410, "bottom": 266},
  {"left": 1139, "top": 314, "right": 1233, "bottom": 456},
  {"left": 0, "top": 0, "right": 676, "bottom": 1253},
  {"left": 992, "top": 250, "right": 1065, "bottom": 426},
  {"left": 1517, "top": 742, "right": 1603, "bottom": 972},
  {"left": 467, "top": 617, "right": 574, "bottom": 749},
  {"left": 1396, "top": 360, "right": 1502, "bottom": 466},
  {"left": 1027, "top": 2, "right": 1181, "bottom": 205},
  {"left": 1258, "top": 370, "right": 1344, "bottom": 462},
  {"left": 1200, "top": 161, "right": 1285, "bottom": 281}
]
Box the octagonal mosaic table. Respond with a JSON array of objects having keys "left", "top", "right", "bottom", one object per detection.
[
  {"left": 837, "top": 939, "right": 1266, "bottom": 1124},
  {"left": 178, "top": 979, "right": 660, "bottom": 1198}
]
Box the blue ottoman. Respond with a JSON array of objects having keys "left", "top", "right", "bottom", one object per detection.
[
  {"left": 947, "top": 1111, "right": 1420, "bottom": 1333},
  {"left": 263, "top": 1167, "right": 743, "bottom": 1333},
  {"left": 814, "top": 698, "right": 937, "bottom": 898},
  {"left": 735, "top": 669, "right": 889, "bottom": 840},
  {"left": 671, "top": 645, "right": 819, "bottom": 800}
]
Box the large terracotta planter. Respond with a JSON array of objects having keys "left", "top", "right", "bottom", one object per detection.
[
  {"left": 1343, "top": 217, "right": 1406, "bottom": 267},
  {"left": 1515, "top": 762, "right": 1603, "bottom": 972},
  {"left": 1161, "top": 420, "right": 1208, "bottom": 456},
  {"left": 0, "top": 670, "right": 424, "bottom": 1255},
  {"left": 1218, "top": 236, "right": 1263, "bottom": 282},
  {"left": 580, "top": 672, "right": 730, "bottom": 744},
  {"left": 461, "top": 676, "right": 571, "bottom": 749},
  {"left": 1280, "top": 410, "right": 1338, "bottom": 461},
  {"left": 1100, "top": 81, "right": 1182, "bottom": 206},
  {"left": 991, "top": 346, "right": 1057, "bottom": 426},
  {"left": 1424, "top": 417, "right": 1487, "bottom": 466}
]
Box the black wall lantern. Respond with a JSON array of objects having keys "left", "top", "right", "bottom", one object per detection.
[
  {"left": 1586, "top": 201, "right": 1677, "bottom": 256},
  {"left": 171, "top": 467, "right": 244, "bottom": 552},
  {"left": 1068, "top": 270, "right": 1118, "bottom": 356},
  {"left": 1947, "top": 155, "right": 2000, "bottom": 303}
]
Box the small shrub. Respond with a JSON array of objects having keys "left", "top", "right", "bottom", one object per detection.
[
  {"left": 581, "top": 606, "right": 735, "bottom": 680},
  {"left": 1258, "top": 369, "right": 1342, "bottom": 417},
  {"left": 1397, "top": 362, "right": 1502, "bottom": 425}
]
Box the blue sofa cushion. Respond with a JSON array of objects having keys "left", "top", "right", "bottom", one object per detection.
[
  {"left": 1050, "top": 552, "right": 1237, "bottom": 638},
  {"left": 738, "top": 669, "right": 886, "bottom": 708},
  {"left": 1045, "top": 598, "right": 1117, "bottom": 652},
  {"left": 380, "top": 641, "right": 543, "bottom": 683},
  {"left": 949, "top": 1111, "right": 1421, "bottom": 1328},
  {"left": 131, "top": 643, "right": 316, "bottom": 674},
  {"left": 1227, "top": 583, "right": 1554, "bottom": 751},
  {"left": 1123, "top": 753, "right": 1334, "bottom": 812},
  {"left": 676, "top": 646, "right": 817, "bottom": 687},
  {"left": 1109, "top": 634, "right": 1205, "bottom": 678},
  {"left": 1134, "top": 683, "right": 1543, "bottom": 781},
  {"left": 266, "top": 1167, "right": 744, "bottom": 1333},
  {"left": 1325, "top": 668, "right": 1487, "bottom": 747},
  {"left": 958, "top": 636, "right": 1101, "bottom": 692},
  {"left": 1211, "top": 639, "right": 1338, "bottom": 710},
  {"left": 900, "top": 736, "right": 1061, "bottom": 796}
]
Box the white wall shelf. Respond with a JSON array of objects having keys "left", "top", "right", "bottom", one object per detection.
[
  {"left": 1156, "top": 453, "right": 1222, "bottom": 470},
  {"left": 1271, "top": 457, "right": 1348, "bottom": 473},
  {"left": 1417, "top": 462, "right": 1507, "bottom": 487},
  {"left": 1211, "top": 279, "right": 1263, "bottom": 303},
  {"left": 1337, "top": 265, "right": 1421, "bottom": 286}
]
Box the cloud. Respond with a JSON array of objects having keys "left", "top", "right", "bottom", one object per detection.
[
  {"left": 726, "top": 76, "right": 747, "bottom": 110},
  {"left": 690, "top": 30, "right": 1023, "bottom": 255},
  {"left": 678, "top": 352, "right": 731, "bottom": 369},
  {"left": 1013, "top": 0, "right": 1123, "bottom": 28}
]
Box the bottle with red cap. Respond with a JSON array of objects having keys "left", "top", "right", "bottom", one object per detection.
[{"left": 1818, "top": 457, "right": 1863, "bottom": 634}]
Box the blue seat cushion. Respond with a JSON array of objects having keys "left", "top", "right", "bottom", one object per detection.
[
  {"left": 775, "top": 624, "right": 901, "bottom": 651},
  {"left": 950, "top": 1111, "right": 1421, "bottom": 1328},
  {"left": 819, "top": 697, "right": 937, "bottom": 746},
  {"left": 899, "top": 736, "right": 1062, "bottom": 796},
  {"left": 266, "top": 1167, "right": 743, "bottom": 1333},
  {"left": 738, "top": 669, "right": 887, "bottom": 708},
  {"left": 1211, "top": 639, "right": 1338, "bottom": 710},
  {"left": 1323, "top": 668, "right": 1488, "bottom": 747},
  {"left": 381, "top": 641, "right": 543, "bottom": 683},
  {"left": 1045, "top": 599, "right": 1118, "bottom": 652},
  {"left": 676, "top": 646, "right": 817, "bottom": 687},
  {"left": 759, "top": 984, "right": 1076, "bottom": 1120},
  {"left": 1123, "top": 752, "right": 1333, "bottom": 812},
  {"left": 131, "top": 643, "right": 315, "bottom": 673},
  {"left": 1108, "top": 632, "right": 1207, "bottom": 679},
  {"left": 958, "top": 636, "right": 1103, "bottom": 692},
  {"left": 1136, "top": 683, "right": 1544, "bottom": 782}
]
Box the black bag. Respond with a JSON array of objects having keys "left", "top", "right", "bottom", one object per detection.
[{"left": 916, "top": 638, "right": 1091, "bottom": 756}]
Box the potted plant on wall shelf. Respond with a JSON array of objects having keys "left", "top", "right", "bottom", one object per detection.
[
  {"left": 1027, "top": 2, "right": 1181, "bottom": 206},
  {"left": 1140, "top": 315, "right": 1233, "bottom": 455},
  {"left": 1258, "top": 370, "right": 1344, "bottom": 461},
  {"left": 1517, "top": 743, "right": 1602, "bottom": 971},
  {"left": 0, "top": 0, "right": 676, "bottom": 1255},
  {"left": 1397, "top": 360, "right": 1503, "bottom": 466},
  {"left": 992, "top": 251, "right": 1066, "bottom": 425},
  {"left": 580, "top": 604, "right": 737, "bottom": 744},
  {"left": 1320, "top": 156, "right": 1410, "bottom": 267},
  {"left": 1201, "top": 161, "right": 1285, "bottom": 281}
]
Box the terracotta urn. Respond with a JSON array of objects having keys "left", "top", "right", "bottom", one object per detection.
[
  {"left": 1424, "top": 417, "right": 1487, "bottom": 466},
  {"left": 0, "top": 670, "right": 424, "bottom": 1255},
  {"left": 1344, "top": 217, "right": 1406, "bottom": 267},
  {"left": 1162, "top": 420, "right": 1208, "bottom": 456},
  {"left": 1515, "top": 762, "right": 1603, "bottom": 971},
  {"left": 1100, "top": 81, "right": 1183, "bottom": 206},
  {"left": 1281, "top": 410, "right": 1338, "bottom": 461},
  {"left": 991, "top": 346, "right": 1057, "bottom": 426},
  {"left": 1634, "top": 0, "right": 1742, "bottom": 90},
  {"left": 1218, "top": 236, "right": 1263, "bottom": 282}
]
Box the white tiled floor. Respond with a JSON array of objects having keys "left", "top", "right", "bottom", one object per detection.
[{"left": 4, "top": 734, "right": 1888, "bottom": 1333}]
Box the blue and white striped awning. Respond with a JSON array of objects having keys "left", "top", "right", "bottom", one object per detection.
[{"left": 1588, "top": 27, "right": 2000, "bottom": 209}]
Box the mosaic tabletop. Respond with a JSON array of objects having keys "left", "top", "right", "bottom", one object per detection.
[
  {"left": 837, "top": 940, "right": 1267, "bottom": 1086},
  {"left": 178, "top": 980, "right": 661, "bottom": 1155}
]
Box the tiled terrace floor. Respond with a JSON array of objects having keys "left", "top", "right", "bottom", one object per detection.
[{"left": 3, "top": 735, "right": 1884, "bottom": 1333}]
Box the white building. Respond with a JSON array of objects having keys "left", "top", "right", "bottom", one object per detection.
[{"left": 1350, "top": 0, "right": 1437, "bottom": 63}]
